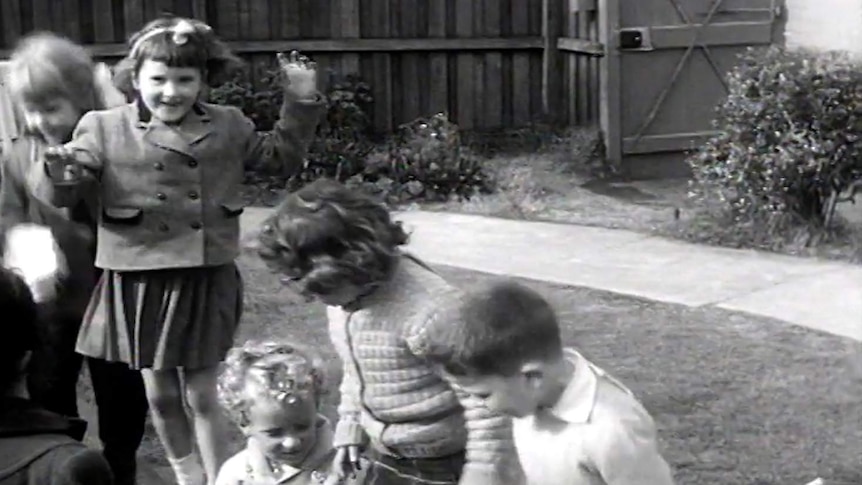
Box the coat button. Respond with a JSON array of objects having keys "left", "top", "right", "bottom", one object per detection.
[
  {"left": 188, "top": 191, "right": 199, "bottom": 200},
  {"left": 190, "top": 221, "right": 202, "bottom": 230},
  {"left": 156, "top": 192, "right": 167, "bottom": 201},
  {"left": 158, "top": 222, "right": 170, "bottom": 232},
  {"left": 188, "top": 159, "right": 198, "bottom": 168},
  {"left": 154, "top": 162, "right": 165, "bottom": 171}
]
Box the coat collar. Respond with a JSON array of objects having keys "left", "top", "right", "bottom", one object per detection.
[{"left": 135, "top": 97, "right": 213, "bottom": 157}]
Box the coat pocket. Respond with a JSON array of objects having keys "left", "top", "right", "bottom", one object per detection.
[
  {"left": 102, "top": 207, "right": 143, "bottom": 225},
  {"left": 220, "top": 199, "right": 246, "bottom": 217}
]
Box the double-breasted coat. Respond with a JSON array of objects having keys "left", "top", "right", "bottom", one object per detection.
[{"left": 45, "top": 95, "right": 325, "bottom": 271}]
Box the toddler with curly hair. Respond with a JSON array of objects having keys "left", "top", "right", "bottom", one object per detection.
[{"left": 216, "top": 340, "right": 354, "bottom": 485}]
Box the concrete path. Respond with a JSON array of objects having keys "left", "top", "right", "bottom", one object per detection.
[{"left": 243, "top": 207, "right": 862, "bottom": 341}]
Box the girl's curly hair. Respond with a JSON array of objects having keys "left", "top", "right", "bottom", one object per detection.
[
  {"left": 257, "top": 178, "right": 409, "bottom": 299},
  {"left": 112, "top": 15, "right": 243, "bottom": 95},
  {"left": 217, "top": 340, "right": 326, "bottom": 427}
]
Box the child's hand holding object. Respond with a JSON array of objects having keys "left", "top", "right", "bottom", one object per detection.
[
  {"left": 3, "top": 224, "right": 67, "bottom": 303},
  {"left": 43, "top": 146, "right": 85, "bottom": 184},
  {"left": 278, "top": 50, "right": 318, "bottom": 99}
]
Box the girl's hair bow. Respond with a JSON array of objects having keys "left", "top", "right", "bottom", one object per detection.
[{"left": 170, "top": 20, "right": 197, "bottom": 46}]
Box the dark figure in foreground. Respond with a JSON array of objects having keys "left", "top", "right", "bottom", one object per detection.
[{"left": 0, "top": 266, "right": 113, "bottom": 485}]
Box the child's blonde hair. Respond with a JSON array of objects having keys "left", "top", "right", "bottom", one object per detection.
[
  {"left": 6, "top": 32, "right": 106, "bottom": 113},
  {"left": 217, "top": 340, "right": 326, "bottom": 427}
]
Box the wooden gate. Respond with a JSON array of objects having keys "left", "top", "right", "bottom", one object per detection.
[{"left": 600, "top": 0, "right": 785, "bottom": 178}]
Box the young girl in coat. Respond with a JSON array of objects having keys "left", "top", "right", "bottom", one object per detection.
[
  {"left": 41, "top": 16, "right": 326, "bottom": 485},
  {"left": 255, "top": 179, "right": 523, "bottom": 485},
  {"left": 0, "top": 31, "right": 148, "bottom": 485}
]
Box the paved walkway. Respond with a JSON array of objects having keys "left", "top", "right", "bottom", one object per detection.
[{"left": 243, "top": 207, "right": 862, "bottom": 341}]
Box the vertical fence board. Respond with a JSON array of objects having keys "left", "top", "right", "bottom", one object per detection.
[
  {"left": 483, "top": 0, "right": 502, "bottom": 130},
  {"left": 248, "top": 0, "right": 269, "bottom": 40},
  {"left": 215, "top": 0, "right": 239, "bottom": 39},
  {"left": 282, "top": 0, "right": 300, "bottom": 38},
  {"left": 339, "top": 0, "right": 360, "bottom": 74},
  {"left": 399, "top": 0, "right": 421, "bottom": 124},
  {"left": 589, "top": 9, "right": 599, "bottom": 123},
  {"left": 1, "top": 0, "right": 23, "bottom": 47},
  {"left": 123, "top": 0, "right": 144, "bottom": 36},
  {"left": 427, "top": 0, "right": 448, "bottom": 116},
  {"left": 0, "top": 0, "right": 604, "bottom": 134},
  {"left": 511, "top": 0, "right": 531, "bottom": 127},
  {"left": 93, "top": 0, "right": 117, "bottom": 42},
  {"left": 453, "top": 0, "right": 474, "bottom": 130}
]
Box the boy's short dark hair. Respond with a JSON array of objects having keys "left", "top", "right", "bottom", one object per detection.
[
  {"left": 0, "top": 267, "right": 38, "bottom": 391},
  {"left": 423, "top": 280, "right": 563, "bottom": 377}
]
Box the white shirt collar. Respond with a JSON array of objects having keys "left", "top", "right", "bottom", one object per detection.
[{"left": 545, "top": 348, "right": 599, "bottom": 424}]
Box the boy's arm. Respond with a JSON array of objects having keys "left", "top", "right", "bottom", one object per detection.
[
  {"left": 587, "top": 417, "right": 675, "bottom": 485},
  {"left": 242, "top": 89, "right": 326, "bottom": 178}
]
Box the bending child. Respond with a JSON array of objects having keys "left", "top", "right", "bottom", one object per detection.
[
  {"left": 0, "top": 32, "right": 148, "bottom": 485},
  {"left": 38, "top": 16, "right": 326, "bottom": 485},
  {"left": 421, "top": 280, "right": 676, "bottom": 485},
  {"left": 216, "top": 340, "right": 361, "bottom": 485},
  {"left": 256, "top": 178, "right": 522, "bottom": 485}
]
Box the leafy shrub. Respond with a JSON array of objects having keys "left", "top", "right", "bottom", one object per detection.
[
  {"left": 295, "top": 74, "right": 377, "bottom": 186},
  {"left": 345, "top": 113, "right": 494, "bottom": 203},
  {"left": 210, "top": 68, "right": 377, "bottom": 199},
  {"left": 210, "top": 68, "right": 493, "bottom": 204},
  {"left": 688, "top": 46, "right": 862, "bottom": 244},
  {"left": 208, "top": 69, "right": 284, "bottom": 131}
]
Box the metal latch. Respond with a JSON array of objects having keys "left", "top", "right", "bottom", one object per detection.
[{"left": 619, "top": 28, "right": 652, "bottom": 51}]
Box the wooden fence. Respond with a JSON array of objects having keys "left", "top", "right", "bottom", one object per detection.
[{"left": 0, "top": 0, "right": 603, "bottom": 133}]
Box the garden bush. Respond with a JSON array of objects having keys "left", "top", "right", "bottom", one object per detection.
[
  {"left": 688, "top": 46, "right": 862, "bottom": 245},
  {"left": 210, "top": 68, "right": 493, "bottom": 204},
  {"left": 345, "top": 112, "right": 494, "bottom": 203}
]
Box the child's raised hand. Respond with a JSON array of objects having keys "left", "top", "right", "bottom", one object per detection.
[{"left": 277, "top": 50, "right": 318, "bottom": 99}]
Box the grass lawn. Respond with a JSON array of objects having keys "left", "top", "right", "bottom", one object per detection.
[{"left": 131, "top": 249, "right": 861, "bottom": 485}]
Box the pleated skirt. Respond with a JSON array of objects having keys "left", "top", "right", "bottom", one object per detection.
[{"left": 75, "top": 263, "right": 243, "bottom": 371}]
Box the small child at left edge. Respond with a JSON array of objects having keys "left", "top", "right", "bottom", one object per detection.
[{"left": 216, "top": 340, "right": 363, "bottom": 485}]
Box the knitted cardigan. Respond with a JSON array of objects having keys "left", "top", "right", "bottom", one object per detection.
[{"left": 328, "top": 255, "right": 520, "bottom": 484}]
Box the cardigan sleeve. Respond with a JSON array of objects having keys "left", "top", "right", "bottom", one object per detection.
[
  {"left": 327, "top": 306, "right": 367, "bottom": 448},
  {"left": 241, "top": 89, "right": 326, "bottom": 178},
  {"left": 408, "top": 302, "right": 523, "bottom": 485}
]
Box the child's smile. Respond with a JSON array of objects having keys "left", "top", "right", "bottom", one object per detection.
[{"left": 133, "top": 59, "right": 202, "bottom": 123}]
